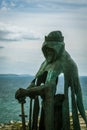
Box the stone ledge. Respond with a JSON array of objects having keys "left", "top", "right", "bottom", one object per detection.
[{"left": 0, "top": 111, "right": 87, "bottom": 130}]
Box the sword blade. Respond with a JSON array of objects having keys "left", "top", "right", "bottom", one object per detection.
[
  {"left": 21, "top": 102, "right": 26, "bottom": 130},
  {"left": 29, "top": 99, "right": 32, "bottom": 130}
]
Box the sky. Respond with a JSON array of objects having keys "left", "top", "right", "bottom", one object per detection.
[{"left": 0, "top": 0, "right": 87, "bottom": 76}]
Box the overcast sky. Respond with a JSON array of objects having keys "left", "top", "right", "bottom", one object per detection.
[{"left": 0, "top": 0, "right": 87, "bottom": 75}]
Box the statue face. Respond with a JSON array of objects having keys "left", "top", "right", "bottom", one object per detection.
[
  {"left": 45, "top": 48, "right": 54, "bottom": 63},
  {"left": 42, "top": 41, "right": 65, "bottom": 63}
]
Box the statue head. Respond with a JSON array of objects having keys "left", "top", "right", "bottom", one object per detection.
[{"left": 42, "top": 31, "right": 65, "bottom": 63}]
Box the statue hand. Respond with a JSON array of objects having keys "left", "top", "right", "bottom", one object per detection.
[{"left": 15, "top": 88, "right": 27, "bottom": 100}]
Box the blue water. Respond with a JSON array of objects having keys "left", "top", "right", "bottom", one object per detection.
[{"left": 0, "top": 74, "right": 87, "bottom": 123}]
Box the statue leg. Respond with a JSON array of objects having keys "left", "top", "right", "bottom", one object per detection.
[
  {"left": 71, "top": 85, "right": 81, "bottom": 130},
  {"left": 43, "top": 86, "right": 55, "bottom": 130},
  {"left": 76, "top": 87, "right": 87, "bottom": 125},
  {"left": 75, "top": 78, "right": 87, "bottom": 125},
  {"left": 62, "top": 81, "right": 70, "bottom": 130},
  {"left": 71, "top": 73, "right": 87, "bottom": 126}
]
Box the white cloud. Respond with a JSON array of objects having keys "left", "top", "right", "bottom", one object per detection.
[
  {"left": 0, "top": 6, "right": 9, "bottom": 12},
  {"left": 1, "top": 0, "right": 7, "bottom": 7},
  {"left": 0, "top": 22, "right": 40, "bottom": 41},
  {"left": 10, "top": 1, "right": 16, "bottom": 7},
  {"left": 0, "top": 0, "right": 10, "bottom": 12},
  {"left": 0, "top": 0, "right": 16, "bottom": 12}
]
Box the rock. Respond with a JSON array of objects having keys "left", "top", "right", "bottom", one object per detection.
[
  {"left": 10, "top": 120, "right": 14, "bottom": 124},
  {"left": 0, "top": 123, "right": 4, "bottom": 128},
  {"left": 17, "top": 121, "right": 21, "bottom": 124}
]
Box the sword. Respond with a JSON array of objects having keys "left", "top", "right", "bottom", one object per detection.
[
  {"left": 29, "top": 98, "right": 33, "bottom": 130},
  {"left": 19, "top": 97, "right": 27, "bottom": 130}
]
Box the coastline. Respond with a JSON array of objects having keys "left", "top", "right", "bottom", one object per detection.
[{"left": 0, "top": 111, "right": 87, "bottom": 130}]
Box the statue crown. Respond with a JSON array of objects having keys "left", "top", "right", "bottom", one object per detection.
[{"left": 45, "top": 31, "right": 64, "bottom": 42}]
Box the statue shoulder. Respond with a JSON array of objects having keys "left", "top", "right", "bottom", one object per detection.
[{"left": 61, "top": 50, "right": 78, "bottom": 70}]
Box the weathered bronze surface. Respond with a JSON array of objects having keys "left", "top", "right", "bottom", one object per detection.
[{"left": 15, "top": 31, "right": 87, "bottom": 130}]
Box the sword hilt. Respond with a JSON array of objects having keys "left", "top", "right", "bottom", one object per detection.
[
  {"left": 18, "top": 97, "right": 26, "bottom": 104},
  {"left": 19, "top": 114, "right": 27, "bottom": 118}
]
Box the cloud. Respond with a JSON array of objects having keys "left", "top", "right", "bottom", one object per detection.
[
  {"left": 0, "top": 46, "right": 4, "bottom": 49},
  {"left": 0, "top": 0, "right": 17, "bottom": 12},
  {"left": 0, "top": 0, "right": 87, "bottom": 13},
  {"left": 22, "top": 0, "right": 87, "bottom": 3},
  {"left": 21, "top": 0, "right": 87, "bottom": 13},
  {"left": 0, "top": 22, "right": 40, "bottom": 41},
  {"left": 0, "top": 0, "right": 10, "bottom": 12}
]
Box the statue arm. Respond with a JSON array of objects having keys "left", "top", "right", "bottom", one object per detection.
[
  {"left": 26, "top": 70, "right": 58, "bottom": 97},
  {"left": 26, "top": 85, "right": 45, "bottom": 97},
  {"left": 26, "top": 81, "right": 56, "bottom": 98}
]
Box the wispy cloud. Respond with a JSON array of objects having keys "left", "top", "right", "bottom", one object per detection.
[
  {"left": 0, "top": 46, "right": 4, "bottom": 48},
  {"left": 0, "top": 0, "right": 15, "bottom": 12},
  {"left": 0, "top": 22, "right": 40, "bottom": 41},
  {"left": 0, "top": 0, "right": 87, "bottom": 13}
]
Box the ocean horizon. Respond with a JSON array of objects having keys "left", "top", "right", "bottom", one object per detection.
[{"left": 0, "top": 74, "right": 87, "bottom": 123}]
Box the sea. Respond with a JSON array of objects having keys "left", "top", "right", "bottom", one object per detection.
[{"left": 0, "top": 74, "right": 87, "bottom": 123}]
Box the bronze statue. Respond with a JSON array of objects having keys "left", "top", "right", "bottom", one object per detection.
[{"left": 15, "top": 31, "right": 87, "bottom": 130}]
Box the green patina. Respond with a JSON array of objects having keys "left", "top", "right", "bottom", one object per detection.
[{"left": 15, "top": 31, "right": 87, "bottom": 130}]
